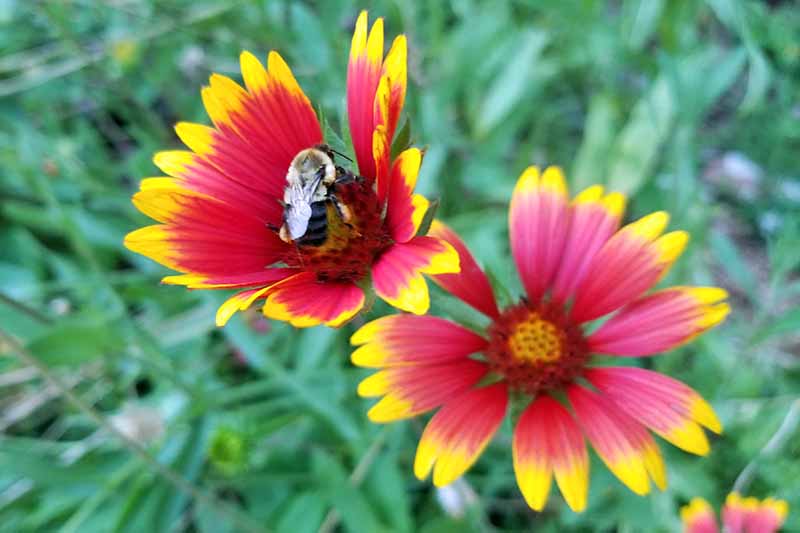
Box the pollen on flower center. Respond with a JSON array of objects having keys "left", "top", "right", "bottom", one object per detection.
[
  {"left": 508, "top": 316, "right": 563, "bottom": 363},
  {"left": 486, "top": 300, "right": 589, "bottom": 395},
  {"left": 281, "top": 175, "right": 392, "bottom": 283}
]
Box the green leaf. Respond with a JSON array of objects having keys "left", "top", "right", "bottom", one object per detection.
[
  {"left": 289, "top": 3, "right": 330, "bottom": 71},
  {"left": 606, "top": 76, "right": 675, "bottom": 195},
  {"left": 571, "top": 94, "right": 619, "bottom": 191},
  {"left": 474, "top": 30, "right": 548, "bottom": 136},
  {"left": 750, "top": 307, "right": 800, "bottom": 346},
  {"left": 364, "top": 454, "right": 412, "bottom": 533},
  {"left": 741, "top": 46, "right": 771, "bottom": 111},
  {"left": 26, "top": 315, "right": 123, "bottom": 366},
  {"left": 622, "top": 0, "right": 665, "bottom": 51},
  {"left": 390, "top": 118, "right": 412, "bottom": 162},
  {"left": 709, "top": 232, "right": 758, "bottom": 300},
  {"left": 416, "top": 198, "right": 439, "bottom": 237},
  {"left": 276, "top": 493, "right": 326, "bottom": 533},
  {"left": 311, "top": 449, "right": 384, "bottom": 533},
  {"left": 221, "top": 315, "right": 362, "bottom": 442}
]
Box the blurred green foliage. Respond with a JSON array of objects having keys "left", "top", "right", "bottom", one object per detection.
[{"left": 1, "top": 0, "right": 799, "bottom": 531}]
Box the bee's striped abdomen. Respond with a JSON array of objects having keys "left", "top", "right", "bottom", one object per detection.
[{"left": 296, "top": 200, "right": 328, "bottom": 246}]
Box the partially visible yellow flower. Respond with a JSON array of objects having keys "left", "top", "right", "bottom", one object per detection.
[
  {"left": 681, "top": 493, "right": 789, "bottom": 533},
  {"left": 111, "top": 39, "right": 138, "bottom": 67}
]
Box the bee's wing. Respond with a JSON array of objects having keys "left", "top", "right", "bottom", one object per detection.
[
  {"left": 284, "top": 184, "right": 314, "bottom": 240},
  {"left": 283, "top": 167, "right": 328, "bottom": 241}
]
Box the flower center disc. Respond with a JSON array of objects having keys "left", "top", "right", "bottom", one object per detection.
[
  {"left": 282, "top": 177, "right": 391, "bottom": 283},
  {"left": 486, "top": 300, "right": 589, "bottom": 395}
]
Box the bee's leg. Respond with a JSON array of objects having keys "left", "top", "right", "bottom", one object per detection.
[
  {"left": 330, "top": 194, "right": 353, "bottom": 225},
  {"left": 334, "top": 166, "right": 361, "bottom": 184},
  {"left": 267, "top": 221, "right": 292, "bottom": 243},
  {"left": 315, "top": 165, "right": 334, "bottom": 188},
  {"left": 278, "top": 224, "right": 293, "bottom": 243}
]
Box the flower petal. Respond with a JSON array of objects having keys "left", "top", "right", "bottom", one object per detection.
[
  {"left": 350, "top": 314, "right": 488, "bottom": 368},
  {"left": 681, "top": 498, "right": 719, "bottom": 533},
  {"left": 551, "top": 185, "right": 626, "bottom": 304},
  {"left": 357, "top": 359, "right": 488, "bottom": 422},
  {"left": 568, "top": 385, "right": 666, "bottom": 495},
  {"left": 372, "top": 236, "right": 460, "bottom": 315},
  {"left": 124, "top": 184, "right": 287, "bottom": 277},
  {"left": 427, "top": 220, "right": 501, "bottom": 319},
  {"left": 347, "top": 11, "right": 385, "bottom": 181},
  {"left": 380, "top": 35, "right": 407, "bottom": 148},
  {"left": 372, "top": 35, "right": 407, "bottom": 203},
  {"left": 162, "top": 268, "right": 297, "bottom": 289},
  {"left": 588, "top": 287, "right": 730, "bottom": 356},
  {"left": 261, "top": 272, "right": 364, "bottom": 328},
  {"left": 372, "top": 93, "right": 391, "bottom": 201},
  {"left": 750, "top": 498, "right": 790, "bottom": 533},
  {"left": 722, "top": 493, "right": 752, "bottom": 533},
  {"left": 585, "top": 367, "right": 721, "bottom": 456},
  {"left": 722, "top": 493, "right": 789, "bottom": 533},
  {"left": 414, "top": 383, "right": 508, "bottom": 487},
  {"left": 216, "top": 286, "right": 273, "bottom": 327},
  {"left": 385, "top": 148, "right": 426, "bottom": 243},
  {"left": 194, "top": 52, "right": 322, "bottom": 204},
  {"left": 586, "top": 366, "right": 721, "bottom": 435},
  {"left": 150, "top": 154, "right": 282, "bottom": 222},
  {"left": 744, "top": 496, "right": 789, "bottom": 533},
  {"left": 508, "top": 166, "right": 571, "bottom": 301},
  {"left": 571, "top": 211, "right": 689, "bottom": 323},
  {"left": 513, "top": 396, "right": 589, "bottom": 512}
]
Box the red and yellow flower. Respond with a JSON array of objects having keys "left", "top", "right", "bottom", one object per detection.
[
  {"left": 352, "top": 166, "right": 730, "bottom": 512},
  {"left": 124, "top": 11, "right": 458, "bottom": 328},
  {"left": 682, "top": 493, "right": 789, "bottom": 533}
]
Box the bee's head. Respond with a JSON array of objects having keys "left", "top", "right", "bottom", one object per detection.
[
  {"left": 288, "top": 147, "right": 336, "bottom": 187},
  {"left": 313, "top": 143, "right": 336, "bottom": 161},
  {"left": 314, "top": 143, "right": 353, "bottom": 165}
]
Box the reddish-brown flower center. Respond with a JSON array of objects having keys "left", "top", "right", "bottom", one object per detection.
[
  {"left": 281, "top": 177, "right": 391, "bottom": 283},
  {"left": 485, "top": 299, "right": 590, "bottom": 395}
]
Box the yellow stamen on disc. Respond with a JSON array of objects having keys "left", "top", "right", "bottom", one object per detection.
[{"left": 508, "top": 315, "right": 563, "bottom": 364}]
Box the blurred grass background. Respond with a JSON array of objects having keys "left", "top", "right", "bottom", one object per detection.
[{"left": 1, "top": 0, "right": 799, "bottom": 531}]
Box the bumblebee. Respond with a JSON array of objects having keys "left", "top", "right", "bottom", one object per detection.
[{"left": 279, "top": 145, "right": 356, "bottom": 246}]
